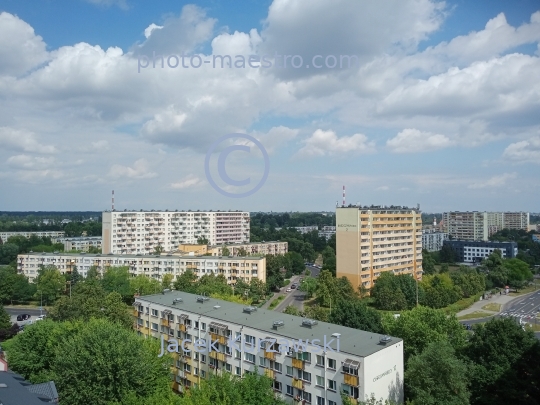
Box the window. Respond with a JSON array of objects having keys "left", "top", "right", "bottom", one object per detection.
[
  {"left": 183, "top": 363, "right": 191, "bottom": 373},
  {"left": 151, "top": 323, "right": 158, "bottom": 331},
  {"left": 235, "top": 350, "right": 241, "bottom": 359},
  {"left": 317, "top": 397, "right": 325, "bottom": 405},
  {"left": 329, "top": 401, "right": 337, "bottom": 405},
  {"left": 343, "top": 365, "right": 359, "bottom": 376},
  {"left": 273, "top": 381, "right": 282, "bottom": 392},
  {"left": 226, "top": 363, "right": 232, "bottom": 372},
  {"left": 201, "top": 322, "right": 206, "bottom": 331},
  {"left": 298, "top": 370, "right": 311, "bottom": 382},
  {"left": 245, "top": 334, "right": 255, "bottom": 344},
  {"left": 273, "top": 362, "right": 282, "bottom": 373},
  {"left": 303, "top": 392, "right": 312, "bottom": 403},
  {"left": 316, "top": 376, "right": 324, "bottom": 387},
  {"left": 328, "top": 379, "right": 336, "bottom": 391},
  {"left": 316, "top": 355, "right": 324, "bottom": 366},
  {"left": 201, "top": 370, "right": 206, "bottom": 378},
  {"left": 244, "top": 353, "right": 255, "bottom": 363},
  {"left": 235, "top": 367, "right": 241, "bottom": 376},
  {"left": 201, "top": 354, "right": 206, "bottom": 364},
  {"left": 151, "top": 309, "right": 158, "bottom": 317},
  {"left": 286, "top": 366, "right": 293, "bottom": 376},
  {"left": 328, "top": 358, "right": 336, "bottom": 369},
  {"left": 194, "top": 368, "right": 199, "bottom": 376},
  {"left": 286, "top": 385, "right": 294, "bottom": 396},
  {"left": 259, "top": 357, "right": 266, "bottom": 367}
]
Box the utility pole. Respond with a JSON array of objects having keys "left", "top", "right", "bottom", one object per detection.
[
  {"left": 416, "top": 278, "right": 419, "bottom": 307},
  {"left": 39, "top": 291, "right": 43, "bottom": 316}
]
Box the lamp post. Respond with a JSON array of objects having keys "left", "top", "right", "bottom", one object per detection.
[{"left": 39, "top": 291, "right": 43, "bottom": 316}]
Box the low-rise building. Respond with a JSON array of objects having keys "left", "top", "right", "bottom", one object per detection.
[
  {"left": 0, "top": 231, "right": 65, "bottom": 244},
  {"left": 275, "top": 226, "right": 319, "bottom": 234},
  {"left": 56, "top": 236, "right": 102, "bottom": 252},
  {"left": 177, "top": 241, "right": 288, "bottom": 257},
  {"left": 532, "top": 234, "right": 540, "bottom": 244},
  {"left": 443, "top": 240, "right": 518, "bottom": 263},
  {"left": 318, "top": 226, "right": 336, "bottom": 240},
  {"left": 17, "top": 252, "right": 265, "bottom": 284},
  {"left": 421, "top": 230, "right": 448, "bottom": 252},
  {"left": 133, "top": 291, "right": 404, "bottom": 404}
]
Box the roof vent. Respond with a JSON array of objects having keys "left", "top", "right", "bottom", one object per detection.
[
  {"left": 0, "top": 383, "right": 7, "bottom": 388},
  {"left": 273, "top": 320, "right": 284, "bottom": 329},
  {"left": 243, "top": 306, "right": 257, "bottom": 314},
  {"left": 173, "top": 298, "right": 183, "bottom": 305},
  {"left": 302, "top": 318, "right": 318, "bottom": 327},
  {"left": 379, "top": 335, "right": 392, "bottom": 344},
  {"left": 213, "top": 305, "right": 221, "bottom": 309},
  {"left": 331, "top": 333, "right": 341, "bottom": 339},
  {"left": 197, "top": 296, "right": 210, "bottom": 303}
]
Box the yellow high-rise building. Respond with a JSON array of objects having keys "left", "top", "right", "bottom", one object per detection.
[{"left": 336, "top": 205, "right": 423, "bottom": 291}]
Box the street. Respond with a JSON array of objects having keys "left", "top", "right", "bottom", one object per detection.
[{"left": 5, "top": 307, "right": 47, "bottom": 325}]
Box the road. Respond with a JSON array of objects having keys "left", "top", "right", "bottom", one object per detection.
[
  {"left": 306, "top": 265, "right": 321, "bottom": 278},
  {"left": 5, "top": 307, "right": 47, "bottom": 325}
]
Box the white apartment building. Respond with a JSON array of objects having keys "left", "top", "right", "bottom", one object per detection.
[
  {"left": 421, "top": 230, "right": 448, "bottom": 252},
  {"left": 442, "top": 211, "right": 529, "bottom": 241},
  {"left": 318, "top": 226, "right": 336, "bottom": 241},
  {"left": 17, "top": 252, "right": 265, "bottom": 284},
  {"left": 337, "top": 206, "right": 423, "bottom": 291},
  {"left": 275, "top": 226, "right": 319, "bottom": 234},
  {"left": 102, "top": 210, "right": 250, "bottom": 255},
  {"left": 134, "top": 291, "right": 404, "bottom": 404},
  {"left": 56, "top": 236, "right": 102, "bottom": 252},
  {"left": 0, "top": 231, "right": 65, "bottom": 243}
]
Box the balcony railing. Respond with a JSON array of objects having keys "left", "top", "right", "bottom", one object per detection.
[
  {"left": 344, "top": 374, "right": 359, "bottom": 386},
  {"left": 292, "top": 378, "right": 304, "bottom": 389},
  {"left": 292, "top": 358, "right": 304, "bottom": 369}
]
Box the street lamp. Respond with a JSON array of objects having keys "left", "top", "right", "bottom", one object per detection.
[{"left": 39, "top": 291, "right": 43, "bottom": 316}]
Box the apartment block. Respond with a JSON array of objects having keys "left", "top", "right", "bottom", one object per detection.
[
  {"left": 336, "top": 206, "right": 423, "bottom": 291},
  {"left": 443, "top": 240, "right": 518, "bottom": 263},
  {"left": 102, "top": 210, "right": 250, "bottom": 255},
  {"left": 178, "top": 241, "right": 288, "bottom": 257},
  {"left": 133, "top": 291, "right": 404, "bottom": 404},
  {"left": 56, "top": 236, "right": 102, "bottom": 252},
  {"left": 442, "top": 211, "right": 529, "bottom": 241},
  {"left": 421, "top": 230, "right": 448, "bottom": 252},
  {"left": 318, "top": 226, "right": 336, "bottom": 241},
  {"left": 0, "top": 231, "right": 65, "bottom": 244},
  {"left": 275, "top": 226, "right": 319, "bottom": 234},
  {"left": 16, "top": 252, "right": 265, "bottom": 284}
]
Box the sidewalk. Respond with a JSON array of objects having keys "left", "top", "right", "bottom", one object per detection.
[{"left": 457, "top": 294, "right": 517, "bottom": 317}]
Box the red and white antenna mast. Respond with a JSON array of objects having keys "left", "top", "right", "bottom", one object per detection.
[
  {"left": 342, "top": 185, "right": 346, "bottom": 206},
  {"left": 112, "top": 190, "right": 115, "bottom": 211}
]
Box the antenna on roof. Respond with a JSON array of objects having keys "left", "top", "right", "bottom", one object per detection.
[
  {"left": 342, "top": 185, "right": 346, "bottom": 207},
  {"left": 112, "top": 190, "right": 114, "bottom": 211}
]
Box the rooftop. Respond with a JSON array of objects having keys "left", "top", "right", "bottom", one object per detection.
[
  {"left": 103, "top": 209, "right": 248, "bottom": 213},
  {"left": 338, "top": 204, "right": 420, "bottom": 212},
  {"left": 20, "top": 252, "right": 264, "bottom": 260},
  {"left": 136, "top": 291, "right": 402, "bottom": 358},
  {"left": 0, "top": 372, "right": 59, "bottom": 405}
]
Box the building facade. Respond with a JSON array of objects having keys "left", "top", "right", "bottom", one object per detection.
[
  {"left": 421, "top": 230, "right": 448, "bottom": 252},
  {"left": 533, "top": 234, "right": 540, "bottom": 243},
  {"left": 442, "top": 211, "right": 529, "bottom": 241},
  {"left": 56, "top": 236, "right": 102, "bottom": 252},
  {"left": 133, "top": 291, "right": 404, "bottom": 404},
  {"left": 336, "top": 206, "right": 423, "bottom": 291},
  {"left": 0, "top": 231, "right": 65, "bottom": 243},
  {"left": 178, "top": 242, "right": 288, "bottom": 257},
  {"left": 318, "top": 226, "right": 336, "bottom": 241},
  {"left": 443, "top": 240, "right": 518, "bottom": 263},
  {"left": 17, "top": 252, "right": 265, "bottom": 284},
  {"left": 102, "top": 210, "right": 250, "bottom": 255}
]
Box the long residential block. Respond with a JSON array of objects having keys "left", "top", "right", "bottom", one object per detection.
[
  {"left": 102, "top": 210, "right": 250, "bottom": 255},
  {"left": 337, "top": 205, "right": 423, "bottom": 291},
  {"left": 442, "top": 211, "right": 529, "bottom": 241},
  {"left": 133, "top": 291, "right": 404, "bottom": 404},
  {"left": 0, "top": 231, "right": 65, "bottom": 243},
  {"left": 16, "top": 252, "right": 265, "bottom": 284},
  {"left": 443, "top": 240, "right": 518, "bottom": 263},
  {"left": 178, "top": 241, "right": 288, "bottom": 256}
]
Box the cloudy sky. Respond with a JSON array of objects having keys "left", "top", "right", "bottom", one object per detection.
[{"left": 0, "top": 0, "right": 539, "bottom": 213}]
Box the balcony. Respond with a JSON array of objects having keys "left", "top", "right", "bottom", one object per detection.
[
  {"left": 264, "top": 369, "right": 275, "bottom": 379},
  {"left": 344, "top": 374, "right": 359, "bottom": 386},
  {"left": 292, "top": 378, "right": 304, "bottom": 389},
  {"left": 292, "top": 358, "right": 304, "bottom": 369},
  {"left": 178, "top": 324, "right": 187, "bottom": 332},
  {"left": 161, "top": 318, "right": 170, "bottom": 326},
  {"left": 209, "top": 351, "right": 226, "bottom": 362},
  {"left": 210, "top": 333, "right": 227, "bottom": 345},
  {"left": 264, "top": 351, "right": 275, "bottom": 361}
]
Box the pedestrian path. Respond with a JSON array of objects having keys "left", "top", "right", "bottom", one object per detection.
[{"left": 457, "top": 293, "right": 517, "bottom": 317}]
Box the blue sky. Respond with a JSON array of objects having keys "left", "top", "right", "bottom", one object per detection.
[{"left": 0, "top": 0, "right": 539, "bottom": 213}]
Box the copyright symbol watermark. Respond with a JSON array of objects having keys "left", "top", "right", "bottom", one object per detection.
[{"left": 204, "top": 133, "right": 269, "bottom": 198}]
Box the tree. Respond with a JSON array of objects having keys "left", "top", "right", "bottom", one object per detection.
[
  {"left": 0, "top": 304, "right": 11, "bottom": 330},
  {"left": 173, "top": 270, "right": 198, "bottom": 293},
  {"left": 237, "top": 247, "right": 248, "bottom": 256},
  {"left": 153, "top": 244, "right": 164, "bottom": 255},
  {"left": 299, "top": 276, "right": 317, "bottom": 298},
  {"left": 463, "top": 317, "right": 539, "bottom": 405},
  {"left": 161, "top": 273, "right": 174, "bottom": 289},
  {"left": 321, "top": 246, "right": 336, "bottom": 276},
  {"left": 86, "top": 265, "right": 101, "bottom": 280},
  {"left": 405, "top": 340, "right": 470, "bottom": 405},
  {"left": 197, "top": 236, "right": 209, "bottom": 245},
  {"left": 248, "top": 278, "right": 267, "bottom": 303},
  {"left": 222, "top": 246, "right": 231, "bottom": 256},
  {"left": 131, "top": 275, "right": 162, "bottom": 296},
  {"left": 440, "top": 263, "right": 449, "bottom": 273},
  {"left": 69, "top": 266, "right": 82, "bottom": 286},
  {"left": 35, "top": 265, "right": 65, "bottom": 304},
  {"left": 102, "top": 266, "right": 131, "bottom": 298},
  {"left": 283, "top": 305, "right": 300, "bottom": 315},
  {"left": 328, "top": 298, "right": 383, "bottom": 333},
  {"left": 0, "top": 243, "right": 19, "bottom": 265},
  {"left": 303, "top": 304, "right": 329, "bottom": 322},
  {"left": 314, "top": 270, "right": 337, "bottom": 307},
  {"left": 286, "top": 251, "right": 305, "bottom": 275},
  {"left": 422, "top": 249, "right": 436, "bottom": 275},
  {"left": 371, "top": 273, "right": 420, "bottom": 311},
  {"left": 0, "top": 265, "right": 36, "bottom": 304},
  {"left": 450, "top": 266, "right": 485, "bottom": 298},
  {"left": 440, "top": 244, "right": 458, "bottom": 263},
  {"left": 382, "top": 306, "right": 467, "bottom": 362},
  {"left": 421, "top": 273, "right": 461, "bottom": 309},
  {"left": 504, "top": 258, "right": 533, "bottom": 290}
]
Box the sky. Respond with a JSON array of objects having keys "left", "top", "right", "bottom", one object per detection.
[{"left": 0, "top": 0, "right": 539, "bottom": 213}]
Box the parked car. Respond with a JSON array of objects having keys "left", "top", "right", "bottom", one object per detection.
[
  {"left": 16, "top": 314, "right": 31, "bottom": 321},
  {"left": 35, "top": 315, "right": 46, "bottom": 321},
  {"left": 290, "top": 285, "right": 297, "bottom": 289},
  {"left": 286, "top": 288, "right": 292, "bottom": 292}
]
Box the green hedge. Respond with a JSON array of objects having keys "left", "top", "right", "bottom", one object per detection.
[{"left": 442, "top": 292, "right": 483, "bottom": 315}]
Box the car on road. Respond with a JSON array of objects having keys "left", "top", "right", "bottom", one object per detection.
[
  {"left": 16, "top": 314, "right": 31, "bottom": 321},
  {"left": 290, "top": 284, "right": 297, "bottom": 289},
  {"left": 286, "top": 288, "right": 292, "bottom": 292},
  {"left": 35, "top": 315, "right": 46, "bottom": 321}
]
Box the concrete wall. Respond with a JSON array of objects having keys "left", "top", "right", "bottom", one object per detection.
[{"left": 336, "top": 208, "right": 360, "bottom": 288}]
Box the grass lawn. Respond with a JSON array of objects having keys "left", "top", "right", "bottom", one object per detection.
[
  {"left": 481, "top": 303, "right": 501, "bottom": 312},
  {"left": 458, "top": 311, "right": 494, "bottom": 320},
  {"left": 525, "top": 323, "right": 540, "bottom": 332},
  {"left": 509, "top": 283, "right": 540, "bottom": 296},
  {"left": 268, "top": 295, "right": 285, "bottom": 310}
]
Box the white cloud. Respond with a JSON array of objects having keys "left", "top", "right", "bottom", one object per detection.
[
  {"left": 108, "top": 159, "right": 157, "bottom": 179},
  {"left": 144, "top": 24, "right": 163, "bottom": 39},
  {"left": 387, "top": 128, "right": 453, "bottom": 153},
  {"left": 0, "top": 128, "right": 56, "bottom": 153},
  {"left": 297, "top": 129, "right": 375, "bottom": 157},
  {"left": 468, "top": 173, "right": 517, "bottom": 189},
  {"left": 170, "top": 175, "right": 201, "bottom": 189},
  {"left": 253, "top": 126, "right": 300, "bottom": 153},
  {"left": 0, "top": 13, "right": 49, "bottom": 76},
  {"left": 502, "top": 136, "right": 540, "bottom": 164},
  {"left": 6, "top": 155, "right": 55, "bottom": 169}
]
